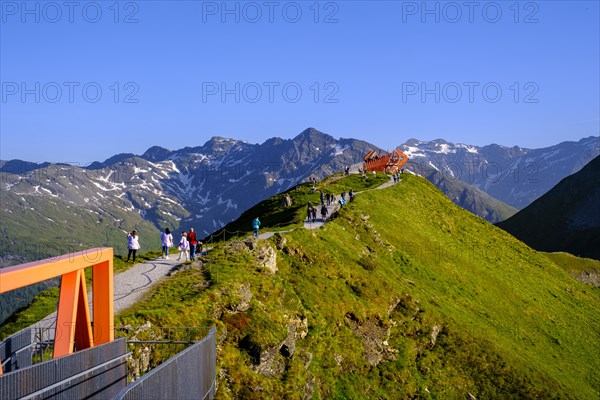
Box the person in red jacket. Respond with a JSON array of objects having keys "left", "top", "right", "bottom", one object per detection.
[{"left": 188, "top": 228, "right": 198, "bottom": 260}]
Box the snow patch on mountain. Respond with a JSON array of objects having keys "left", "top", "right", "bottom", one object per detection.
[{"left": 330, "top": 144, "right": 349, "bottom": 156}]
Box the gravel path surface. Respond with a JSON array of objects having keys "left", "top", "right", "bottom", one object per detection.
[
  {"left": 24, "top": 256, "right": 184, "bottom": 338},
  {"left": 258, "top": 175, "right": 400, "bottom": 237}
]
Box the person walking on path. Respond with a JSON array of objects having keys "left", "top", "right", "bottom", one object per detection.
[
  {"left": 177, "top": 231, "right": 189, "bottom": 261},
  {"left": 252, "top": 217, "right": 261, "bottom": 237},
  {"left": 311, "top": 207, "right": 317, "bottom": 223},
  {"left": 188, "top": 228, "right": 198, "bottom": 260},
  {"left": 320, "top": 191, "right": 325, "bottom": 205},
  {"left": 320, "top": 204, "right": 328, "bottom": 221},
  {"left": 307, "top": 202, "right": 314, "bottom": 222},
  {"left": 349, "top": 189, "right": 355, "bottom": 202},
  {"left": 160, "top": 228, "right": 173, "bottom": 259},
  {"left": 127, "top": 230, "right": 140, "bottom": 262}
]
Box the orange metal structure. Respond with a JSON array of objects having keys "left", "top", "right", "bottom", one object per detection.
[
  {"left": 0, "top": 248, "right": 114, "bottom": 375},
  {"left": 363, "top": 149, "right": 409, "bottom": 175}
]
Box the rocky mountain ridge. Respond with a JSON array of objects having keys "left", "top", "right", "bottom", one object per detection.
[{"left": 400, "top": 136, "right": 599, "bottom": 209}]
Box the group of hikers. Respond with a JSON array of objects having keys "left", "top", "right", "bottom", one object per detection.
[
  {"left": 306, "top": 189, "right": 355, "bottom": 223},
  {"left": 125, "top": 227, "right": 204, "bottom": 263},
  {"left": 159, "top": 227, "right": 203, "bottom": 261}
]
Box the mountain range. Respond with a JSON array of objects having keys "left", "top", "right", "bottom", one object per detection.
[
  {"left": 2, "top": 148, "right": 599, "bottom": 398},
  {"left": 399, "top": 135, "right": 599, "bottom": 209},
  {"left": 1, "top": 130, "right": 597, "bottom": 268}
]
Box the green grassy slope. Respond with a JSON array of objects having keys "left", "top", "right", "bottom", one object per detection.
[
  {"left": 205, "top": 172, "right": 390, "bottom": 241},
  {"left": 0, "top": 189, "right": 161, "bottom": 260},
  {"left": 543, "top": 252, "right": 600, "bottom": 286},
  {"left": 114, "top": 174, "right": 599, "bottom": 399}
]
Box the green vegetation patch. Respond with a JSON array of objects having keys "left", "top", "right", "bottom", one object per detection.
[
  {"left": 207, "top": 172, "right": 389, "bottom": 241},
  {"left": 109, "top": 174, "right": 600, "bottom": 399}
]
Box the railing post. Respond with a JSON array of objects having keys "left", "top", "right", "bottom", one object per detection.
[
  {"left": 54, "top": 269, "right": 93, "bottom": 357},
  {"left": 93, "top": 257, "right": 114, "bottom": 345}
]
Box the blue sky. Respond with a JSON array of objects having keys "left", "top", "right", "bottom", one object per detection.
[{"left": 1, "top": 0, "right": 598, "bottom": 163}]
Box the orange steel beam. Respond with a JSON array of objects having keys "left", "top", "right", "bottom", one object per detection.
[
  {"left": 92, "top": 259, "right": 114, "bottom": 345},
  {"left": 0, "top": 248, "right": 114, "bottom": 374}
]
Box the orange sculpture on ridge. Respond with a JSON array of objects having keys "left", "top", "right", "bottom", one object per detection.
[{"left": 363, "top": 149, "right": 409, "bottom": 175}]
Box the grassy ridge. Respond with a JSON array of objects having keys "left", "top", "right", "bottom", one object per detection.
[
  {"left": 114, "top": 174, "right": 599, "bottom": 398},
  {"left": 206, "top": 173, "right": 389, "bottom": 241},
  {"left": 543, "top": 252, "right": 600, "bottom": 275}
]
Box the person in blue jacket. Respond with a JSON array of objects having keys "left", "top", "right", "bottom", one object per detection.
[{"left": 252, "top": 217, "right": 261, "bottom": 237}]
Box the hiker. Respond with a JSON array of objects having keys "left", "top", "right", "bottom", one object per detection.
[
  {"left": 320, "top": 204, "right": 328, "bottom": 221},
  {"left": 349, "top": 189, "right": 354, "bottom": 202},
  {"left": 252, "top": 217, "right": 261, "bottom": 237},
  {"left": 177, "top": 231, "right": 189, "bottom": 261},
  {"left": 311, "top": 207, "right": 317, "bottom": 223},
  {"left": 320, "top": 191, "right": 325, "bottom": 205},
  {"left": 307, "top": 202, "right": 313, "bottom": 221},
  {"left": 339, "top": 197, "right": 346, "bottom": 207},
  {"left": 126, "top": 230, "right": 140, "bottom": 262},
  {"left": 160, "top": 228, "right": 173, "bottom": 259},
  {"left": 188, "top": 228, "right": 198, "bottom": 260},
  {"left": 341, "top": 192, "right": 346, "bottom": 202}
]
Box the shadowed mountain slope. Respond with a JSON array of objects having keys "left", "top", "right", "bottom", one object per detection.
[{"left": 498, "top": 156, "right": 600, "bottom": 260}]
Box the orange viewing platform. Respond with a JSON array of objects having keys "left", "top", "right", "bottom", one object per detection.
[
  {"left": 363, "top": 149, "right": 409, "bottom": 175},
  {"left": 0, "top": 248, "right": 114, "bottom": 375}
]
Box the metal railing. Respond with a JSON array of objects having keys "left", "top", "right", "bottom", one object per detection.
[
  {"left": 115, "top": 326, "right": 217, "bottom": 400},
  {"left": 0, "top": 338, "right": 129, "bottom": 400},
  {"left": 0, "top": 326, "right": 217, "bottom": 399}
]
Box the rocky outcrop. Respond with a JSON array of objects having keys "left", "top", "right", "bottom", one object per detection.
[
  {"left": 121, "top": 321, "right": 155, "bottom": 381},
  {"left": 345, "top": 313, "right": 393, "bottom": 366},
  {"left": 572, "top": 270, "right": 600, "bottom": 286},
  {"left": 226, "top": 237, "right": 278, "bottom": 274},
  {"left": 255, "top": 244, "right": 277, "bottom": 275},
  {"left": 248, "top": 315, "right": 309, "bottom": 378}
]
